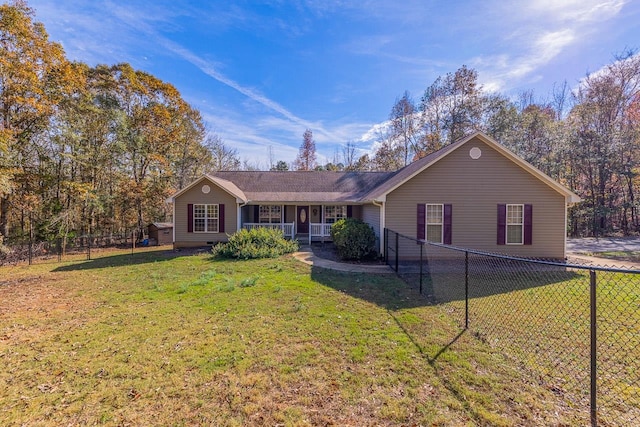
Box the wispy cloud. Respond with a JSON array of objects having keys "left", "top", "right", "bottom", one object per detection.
[
  {"left": 526, "top": 0, "right": 625, "bottom": 22},
  {"left": 482, "top": 29, "right": 576, "bottom": 86},
  {"left": 107, "top": 4, "right": 347, "bottom": 145},
  {"left": 199, "top": 111, "right": 299, "bottom": 162},
  {"left": 33, "top": 1, "right": 351, "bottom": 146},
  {"left": 357, "top": 120, "right": 390, "bottom": 144},
  {"left": 475, "top": 0, "right": 625, "bottom": 91}
]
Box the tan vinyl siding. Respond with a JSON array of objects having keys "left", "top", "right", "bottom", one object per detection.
[
  {"left": 310, "top": 205, "right": 320, "bottom": 223},
  {"left": 362, "top": 203, "right": 381, "bottom": 239},
  {"left": 385, "top": 137, "right": 566, "bottom": 259},
  {"left": 174, "top": 177, "right": 237, "bottom": 248},
  {"left": 285, "top": 205, "right": 295, "bottom": 224},
  {"left": 350, "top": 205, "right": 362, "bottom": 220}
]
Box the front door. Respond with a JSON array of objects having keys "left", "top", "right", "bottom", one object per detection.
[{"left": 297, "top": 206, "right": 309, "bottom": 234}]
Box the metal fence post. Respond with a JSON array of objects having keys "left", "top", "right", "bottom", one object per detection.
[
  {"left": 419, "top": 243, "right": 423, "bottom": 294},
  {"left": 590, "top": 269, "right": 597, "bottom": 427},
  {"left": 395, "top": 231, "right": 399, "bottom": 272},
  {"left": 465, "top": 251, "right": 469, "bottom": 329},
  {"left": 28, "top": 215, "right": 33, "bottom": 265},
  {"left": 384, "top": 228, "right": 388, "bottom": 264}
]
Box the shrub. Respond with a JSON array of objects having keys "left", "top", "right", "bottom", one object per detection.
[
  {"left": 330, "top": 218, "right": 377, "bottom": 260},
  {"left": 212, "top": 227, "right": 299, "bottom": 259}
]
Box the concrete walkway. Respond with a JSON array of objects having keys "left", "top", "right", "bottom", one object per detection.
[
  {"left": 567, "top": 237, "right": 640, "bottom": 254},
  {"left": 292, "top": 246, "right": 394, "bottom": 274},
  {"left": 567, "top": 237, "right": 640, "bottom": 269},
  {"left": 567, "top": 254, "right": 640, "bottom": 270}
]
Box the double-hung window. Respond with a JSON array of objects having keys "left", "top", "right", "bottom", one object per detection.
[
  {"left": 426, "top": 204, "right": 444, "bottom": 243},
  {"left": 324, "top": 206, "right": 347, "bottom": 224},
  {"left": 506, "top": 204, "right": 524, "bottom": 244},
  {"left": 194, "top": 204, "right": 219, "bottom": 233},
  {"left": 259, "top": 205, "right": 282, "bottom": 223}
]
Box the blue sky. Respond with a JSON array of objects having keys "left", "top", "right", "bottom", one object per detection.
[{"left": 28, "top": 0, "right": 639, "bottom": 167}]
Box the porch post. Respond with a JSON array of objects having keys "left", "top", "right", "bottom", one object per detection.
[{"left": 237, "top": 204, "right": 242, "bottom": 231}]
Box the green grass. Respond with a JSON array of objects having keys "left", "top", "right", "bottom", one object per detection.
[
  {"left": 587, "top": 250, "right": 640, "bottom": 263},
  {"left": 0, "top": 248, "right": 589, "bottom": 425},
  {"left": 426, "top": 263, "right": 640, "bottom": 426}
]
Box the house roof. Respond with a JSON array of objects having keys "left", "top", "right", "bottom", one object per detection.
[
  {"left": 212, "top": 170, "right": 394, "bottom": 203},
  {"left": 149, "top": 222, "right": 173, "bottom": 229},
  {"left": 169, "top": 132, "right": 580, "bottom": 204}
]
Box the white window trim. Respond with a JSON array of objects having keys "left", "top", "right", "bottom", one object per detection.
[
  {"left": 193, "top": 203, "right": 219, "bottom": 233},
  {"left": 324, "top": 205, "right": 347, "bottom": 224},
  {"left": 506, "top": 204, "right": 524, "bottom": 245},
  {"left": 426, "top": 203, "right": 444, "bottom": 244},
  {"left": 259, "top": 205, "right": 283, "bottom": 224}
]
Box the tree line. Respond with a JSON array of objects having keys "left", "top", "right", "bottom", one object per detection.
[
  {"left": 0, "top": 1, "right": 242, "bottom": 244},
  {"left": 287, "top": 56, "right": 640, "bottom": 237},
  {"left": 364, "top": 58, "right": 640, "bottom": 237}
]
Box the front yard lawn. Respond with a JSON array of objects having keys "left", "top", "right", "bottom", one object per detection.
[{"left": 0, "top": 248, "right": 580, "bottom": 426}]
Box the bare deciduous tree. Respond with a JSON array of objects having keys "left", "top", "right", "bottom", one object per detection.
[
  {"left": 205, "top": 134, "right": 241, "bottom": 171},
  {"left": 293, "top": 129, "right": 317, "bottom": 171}
]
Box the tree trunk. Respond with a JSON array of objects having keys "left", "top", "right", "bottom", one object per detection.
[
  {"left": 137, "top": 201, "right": 144, "bottom": 241},
  {"left": 0, "top": 196, "right": 9, "bottom": 238}
]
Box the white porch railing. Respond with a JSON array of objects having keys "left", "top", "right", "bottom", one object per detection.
[
  {"left": 309, "top": 223, "right": 333, "bottom": 244},
  {"left": 310, "top": 223, "right": 333, "bottom": 237},
  {"left": 243, "top": 222, "right": 295, "bottom": 239},
  {"left": 243, "top": 222, "right": 333, "bottom": 243}
]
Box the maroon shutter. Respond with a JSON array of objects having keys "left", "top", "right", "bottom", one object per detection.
[
  {"left": 187, "top": 204, "right": 193, "bottom": 233},
  {"left": 443, "top": 204, "right": 452, "bottom": 245},
  {"left": 417, "top": 204, "right": 426, "bottom": 240},
  {"left": 497, "top": 204, "right": 506, "bottom": 245},
  {"left": 219, "top": 204, "right": 225, "bottom": 233},
  {"left": 347, "top": 205, "right": 353, "bottom": 218},
  {"left": 524, "top": 204, "right": 532, "bottom": 245}
]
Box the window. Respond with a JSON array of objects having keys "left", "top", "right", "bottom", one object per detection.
[
  {"left": 506, "top": 204, "right": 523, "bottom": 244},
  {"left": 194, "top": 204, "right": 219, "bottom": 233},
  {"left": 324, "top": 205, "right": 347, "bottom": 224},
  {"left": 426, "top": 204, "right": 443, "bottom": 243},
  {"left": 259, "top": 205, "right": 282, "bottom": 223}
]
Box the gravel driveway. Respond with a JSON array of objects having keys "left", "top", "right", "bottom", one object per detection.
[{"left": 567, "top": 237, "right": 640, "bottom": 254}]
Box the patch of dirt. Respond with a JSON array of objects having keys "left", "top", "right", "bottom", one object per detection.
[
  {"left": 309, "top": 243, "right": 385, "bottom": 265},
  {"left": 0, "top": 275, "right": 73, "bottom": 315}
]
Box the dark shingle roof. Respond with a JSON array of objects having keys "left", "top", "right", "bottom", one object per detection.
[{"left": 213, "top": 171, "right": 394, "bottom": 203}]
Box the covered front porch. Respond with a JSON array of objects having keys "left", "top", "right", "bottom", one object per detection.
[{"left": 240, "top": 204, "right": 359, "bottom": 243}]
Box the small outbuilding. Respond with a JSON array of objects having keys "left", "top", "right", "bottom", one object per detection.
[{"left": 148, "top": 222, "right": 173, "bottom": 246}]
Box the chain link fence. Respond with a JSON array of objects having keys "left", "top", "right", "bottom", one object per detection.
[
  {"left": 385, "top": 228, "right": 640, "bottom": 427},
  {"left": 0, "top": 232, "right": 148, "bottom": 266}
]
